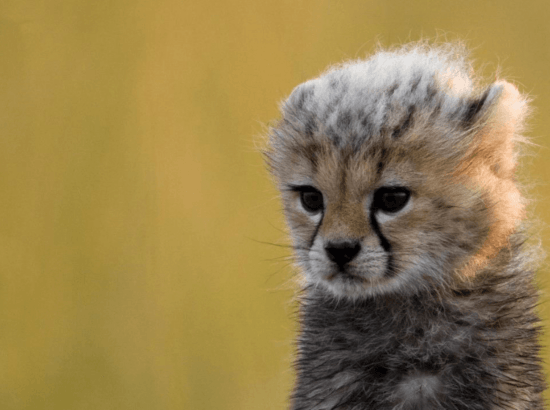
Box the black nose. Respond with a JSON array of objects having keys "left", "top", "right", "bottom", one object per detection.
[{"left": 325, "top": 241, "right": 361, "bottom": 267}]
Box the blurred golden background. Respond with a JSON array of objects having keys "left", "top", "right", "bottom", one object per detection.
[{"left": 0, "top": 1, "right": 549, "bottom": 409}]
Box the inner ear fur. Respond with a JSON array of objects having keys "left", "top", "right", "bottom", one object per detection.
[{"left": 455, "top": 81, "right": 529, "bottom": 277}]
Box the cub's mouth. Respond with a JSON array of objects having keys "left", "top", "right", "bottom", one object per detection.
[{"left": 326, "top": 268, "right": 367, "bottom": 283}]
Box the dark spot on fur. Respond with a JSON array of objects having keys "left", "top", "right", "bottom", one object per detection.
[
  {"left": 360, "top": 113, "right": 375, "bottom": 139},
  {"left": 425, "top": 84, "right": 437, "bottom": 102},
  {"left": 376, "top": 148, "right": 388, "bottom": 176},
  {"left": 326, "top": 126, "right": 342, "bottom": 147},
  {"left": 392, "top": 106, "right": 415, "bottom": 139},
  {"left": 295, "top": 93, "right": 306, "bottom": 111},
  {"left": 304, "top": 116, "right": 317, "bottom": 139},
  {"left": 410, "top": 74, "right": 422, "bottom": 93},
  {"left": 360, "top": 114, "right": 370, "bottom": 128},
  {"left": 463, "top": 88, "right": 491, "bottom": 127},
  {"left": 386, "top": 83, "right": 399, "bottom": 97},
  {"left": 295, "top": 85, "right": 315, "bottom": 111},
  {"left": 337, "top": 110, "right": 353, "bottom": 131}
]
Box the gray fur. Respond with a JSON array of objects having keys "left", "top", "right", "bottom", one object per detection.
[{"left": 291, "top": 235, "right": 544, "bottom": 409}]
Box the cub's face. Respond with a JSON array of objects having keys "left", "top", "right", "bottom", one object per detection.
[
  {"left": 275, "top": 138, "right": 488, "bottom": 299},
  {"left": 266, "top": 51, "right": 526, "bottom": 299}
]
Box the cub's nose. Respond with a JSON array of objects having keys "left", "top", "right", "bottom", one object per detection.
[{"left": 324, "top": 241, "right": 361, "bottom": 267}]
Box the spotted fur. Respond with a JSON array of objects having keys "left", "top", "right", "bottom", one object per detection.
[{"left": 264, "top": 43, "right": 545, "bottom": 409}]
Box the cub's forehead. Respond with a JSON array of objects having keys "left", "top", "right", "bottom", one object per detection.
[
  {"left": 267, "top": 45, "right": 511, "bottom": 189},
  {"left": 278, "top": 47, "right": 479, "bottom": 150},
  {"left": 288, "top": 49, "right": 467, "bottom": 114}
]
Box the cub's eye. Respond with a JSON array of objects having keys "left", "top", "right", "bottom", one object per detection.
[
  {"left": 373, "top": 187, "right": 410, "bottom": 213},
  {"left": 297, "top": 187, "right": 324, "bottom": 213}
]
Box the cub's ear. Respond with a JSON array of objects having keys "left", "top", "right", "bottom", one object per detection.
[
  {"left": 456, "top": 81, "right": 530, "bottom": 277},
  {"left": 467, "top": 81, "right": 529, "bottom": 179},
  {"left": 461, "top": 82, "right": 503, "bottom": 127},
  {"left": 463, "top": 81, "right": 529, "bottom": 134}
]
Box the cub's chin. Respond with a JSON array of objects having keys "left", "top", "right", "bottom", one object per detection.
[
  {"left": 310, "top": 264, "right": 396, "bottom": 299},
  {"left": 311, "top": 260, "right": 440, "bottom": 300}
]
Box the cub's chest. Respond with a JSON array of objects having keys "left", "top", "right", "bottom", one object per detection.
[{"left": 393, "top": 372, "right": 443, "bottom": 409}]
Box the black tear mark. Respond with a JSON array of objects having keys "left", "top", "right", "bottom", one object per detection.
[
  {"left": 392, "top": 106, "right": 415, "bottom": 139},
  {"left": 369, "top": 205, "right": 393, "bottom": 277},
  {"left": 463, "top": 88, "right": 491, "bottom": 126},
  {"left": 369, "top": 209, "right": 391, "bottom": 253},
  {"left": 309, "top": 211, "right": 325, "bottom": 249}
]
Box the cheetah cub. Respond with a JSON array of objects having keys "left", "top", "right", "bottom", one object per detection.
[{"left": 265, "top": 44, "right": 545, "bottom": 409}]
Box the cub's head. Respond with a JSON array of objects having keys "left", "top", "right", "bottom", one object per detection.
[{"left": 265, "top": 45, "right": 529, "bottom": 299}]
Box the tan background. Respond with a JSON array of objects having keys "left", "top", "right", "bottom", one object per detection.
[{"left": 0, "top": 1, "right": 549, "bottom": 409}]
